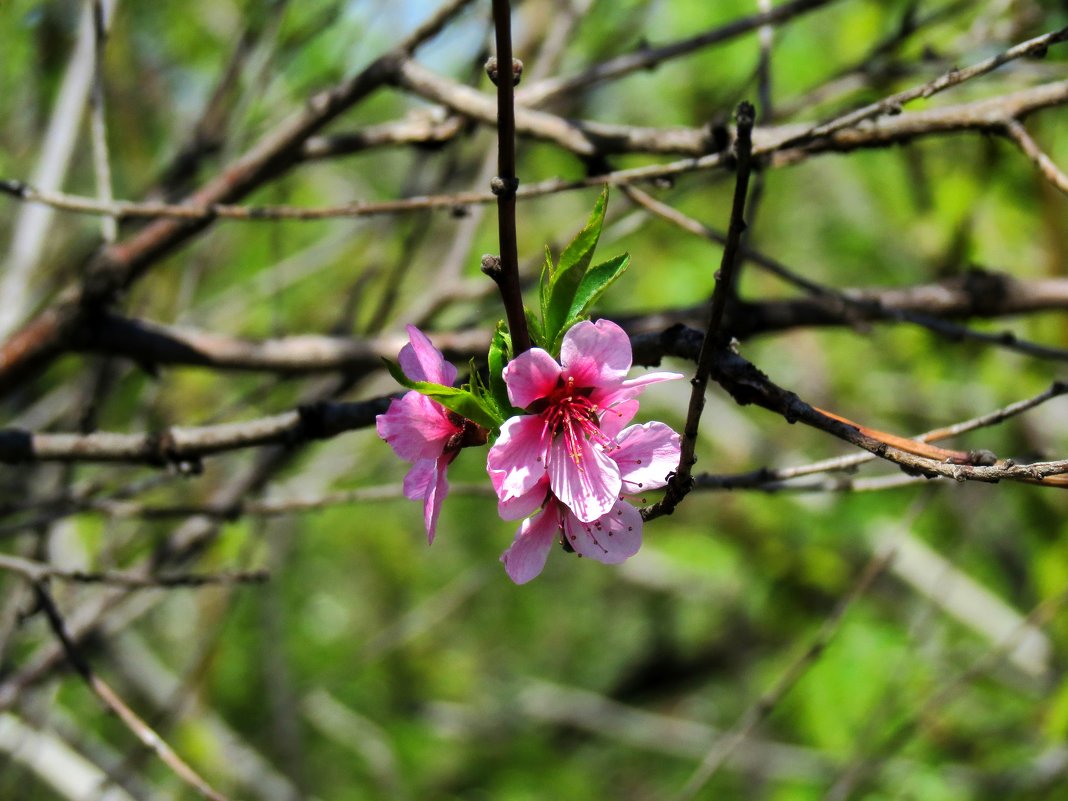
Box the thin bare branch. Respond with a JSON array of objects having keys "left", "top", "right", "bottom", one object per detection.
[
  {"left": 32, "top": 582, "right": 235, "bottom": 801},
  {"left": 0, "top": 397, "right": 389, "bottom": 465},
  {"left": 0, "top": 81, "right": 1064, "bottom": 235},
  {"left": 0, "top": 554, "right": 267, "bottom": 589},
  {"left": 786, "top": 24, "right": 1068, "bottom": 145},
  {"left": 515, "top": 0, "right": 844, "bottom": 106},
  {"left": 644, "top": 102, "right": 755, "bottom": 521},
  {"left": 1002, "top": 118, "right": 1068, "bottom": 195}
]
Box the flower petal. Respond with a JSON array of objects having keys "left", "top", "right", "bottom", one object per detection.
[
  {"left": 402, "top": 455, "right": 452, "bottom": 544},
  {"left": 560, "top": 319, "right": 632, "bottom": 389},
  {"left": 593, "top": 370, "right": 684, "bottom": 408},
  {"left": 501, "top": 502, "right": 563, "bottom": 584},
  {"left": 496, "top": 475, "right": 550, "bottom": 521},
  {"left": 422, "top": 454, "right": 452, "bottom": 544},
  {"left": 548, "top": 435, "right": 621, "bottom": 522},
  {"left": 486, "top": 415, "right": 551, "bottom": 501},
  {"left": 612, "top": 422, "right": 681, "bottom": 492},
  {"left": 504, "top": 348, "right": 562, "bottom": 409},
  {"left": 598, "top": 398, "right": 639, "bottom": 439},
  {"left": 399, "top": 325, "right": 457, "bottom": 386},
  {"left": 376, "top": 392, "right": 458, "bottom": 461},
  {"left": 563, "top": 500, "right": 642, "bottom": 564},
  {"left": 402, "top": 457, "right": 435, "bottom": 501}
]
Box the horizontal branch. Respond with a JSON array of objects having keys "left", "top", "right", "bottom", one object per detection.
[
  {"left": 2, "top": 82, "right": 1066, "bottom": 229},
  {"left": 787, "top": 24, "right": 1068, "bottom": 145},
  {"left": 78, "top": 313, "right": 491, "bottom": 373},
  {"left": 635, "top": 327, "right": 1068, "bottom": 507},
  {"left": 5, "top": 326, "right": 1068, "bottom": 497},
  {"left": 71, "top": 262, "right": 1068, "bottom": 376},
  {"left": 692, "top": 380, "right": 1068, "bottom": 491},
  {"left": 0, "top": 553, "right": 267, "bottom": 589},
  {"left": 0, "top": 397, "right": 389, "bottom": 465}
]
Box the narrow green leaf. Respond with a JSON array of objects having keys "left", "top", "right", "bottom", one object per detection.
[
  {"left": 525, "top": 307, "right": 547, "bottom": 350},
  {"left": 487, "top": 322, "right": 515, "bottom": 416},
  {"left": 384, "top": 359, "right": 501, "bottom": 429},
  {"left": 567, "top": 252, "right": 630, "bottom": 321},
  {"left": 539, "top": 244, "right": 553, "bottom": 330},
  {"left": 544, "top": 188, "right": 609, "bottom": 344}
]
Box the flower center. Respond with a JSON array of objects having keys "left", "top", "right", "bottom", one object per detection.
[{"left": 541, "top": 376, "right": 611, "bottom": 464}]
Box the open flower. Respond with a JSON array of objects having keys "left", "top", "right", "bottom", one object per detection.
[
  {"left": 376, "top": 325, "right": 486, "bottom": 543},
  {"left": 487, "top": 319, "right": 681, "bottom": 523},
  {"left": 499, "top": 421, "right": 681, "bottom": 584}
]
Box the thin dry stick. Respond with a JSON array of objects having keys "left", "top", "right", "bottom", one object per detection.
[
  {"left": 0, "top": 553, "right": 267, "bottom": 589},
  {"left": 0, "top": 396, "right": 389, "bottom": 465},
  {"left": 676, "top": 549, "right": 895, "bottom": 801},
  {"left": 1002, "top": 118, "right": 1068, "bottom": 195},
  {"left": 624, "top": 185, "right": 1068, "bottom": 362},
  {"left": 515, "top": 0, "right": 842, "bottom": 106},
  {"left": 643, "top": 102, "right": 756, "bottom": 521},
  {"left": 3, "top": 81, "right": 1068, "bottom": 229},
  {"left": 787, "top": 24, "right": 1068, "bottom": 145},
  {"left": 644, "top": 326, "right": 1068, "bottom": 488},
  {"left": 31, "top": 582, "right": 235, "bottom": 801},
  {"left": 694, "top": 379, "right": 1068, "bottom": 490}
]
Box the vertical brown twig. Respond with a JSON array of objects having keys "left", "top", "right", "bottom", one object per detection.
[
  {"left": 643, "top": 102, "right": 756, "bottom": 521},
  {"left": 488, "top": 0, "right": 531, "bottom": 354}
]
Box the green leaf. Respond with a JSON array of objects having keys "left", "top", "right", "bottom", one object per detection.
[
  {"left": 549, "top": 253, "right": 631, "bottom": 354},
  {"left": 568, "top": 253, "right": 630, "bottom": 321},
  {"left": 525, "top": 307, "right": 547, "bottom": 350},
  {"left": 543, "top": 188, "right": 609, "bottom": 346},
  {"left": 384, "top": 359, "right": 501, "bottom": 430},
  {"left": 487, "top": 322, "right": 515, "bottom": 416},
  {"left": 539, "top": 244, "right": 553, "bottom": 328}
]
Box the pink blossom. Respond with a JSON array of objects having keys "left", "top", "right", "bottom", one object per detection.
[
  {"left": 500, "top": 421, "right": 681, "bottom": 584},
  {"left": 487, "top": 319, "right": 681, "bottom": 523},
  {"left": 376, "top": 325, "right": 485, "bottom": 543}
]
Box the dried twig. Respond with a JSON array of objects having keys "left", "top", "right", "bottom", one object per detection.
[
  {"left": 0, "top": 554, "right": 267, "bottom": 589},
  {"left": 644, "top": 102, "right": 756, "bottom": 521},
  {"left": 785, "top": 25, "right": 1068, "bottom": 145},
  {"left": 31, "top": 582, "right": 235, "bottom": 801},
  {"left": 1002, "top": 118, "right": 1068, "bottom": 195}
]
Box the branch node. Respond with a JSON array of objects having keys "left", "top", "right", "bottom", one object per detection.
[
  {"left": 481, "top": 254, "right": 503, "bottom": 281},
  {"left": 490, "top": 176, "right": 519, "bottom": 196},
  {"left": 484, "top": 56, "right": 523, "bottom": 86}
]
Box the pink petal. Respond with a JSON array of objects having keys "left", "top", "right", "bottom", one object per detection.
[
  {"left": 422, "top": 454, "right": 452, "bottom": 544},
  {"left": 548, "top": 435, "right": 621, "bottom": 523},
  {"left": 593, "top": 370, "right": 684, "bottom": 408},
  {"left": 563, "top": 500, "right": 642, "bottom": 564},
  {"left": 402, "top": 455, "right": 452, "bottom": 543},
  {"left": 501, "top": 502, "right": 563, "bottom": 584},
  {"left": 486, "top": 415, "right": 551, "bottom": 502},
  {"left": 504, "top": 348, "right": 562, "bottom": 409},
  {"left": 497, "top": 476, "right": 550, "bottom": 521},
  {"left": 399, "top": 325, "right": 458, "bottom": 386},
  {"left": 560, "top": 319, "right": 632, "bottom": 389},
  {"left": 377, "top": 392, "right": 458, "bottom": 461},
  {"left": 598, "top": 399, "right": 639, "bottom": 439},
  {"left": 612, "top": 422, "right": 681, "bottom": 493},
  {"left": 402, "top": 457, "right": 436, "bottom": 501}
]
